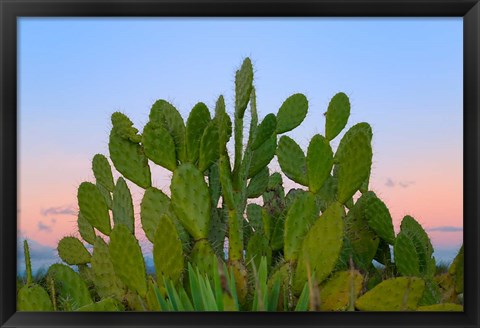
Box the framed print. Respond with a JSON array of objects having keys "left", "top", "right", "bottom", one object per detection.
[{"left": 1, "top": 0, "right": 479, "bottom": 327}]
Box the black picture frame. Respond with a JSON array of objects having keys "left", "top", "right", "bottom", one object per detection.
[{"left": 1, "top": 0, "right": 479, "bottom": 327}]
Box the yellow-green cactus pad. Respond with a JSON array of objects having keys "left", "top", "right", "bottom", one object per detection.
[
  {"left": 149, "top": 99, "right": 186, "bottom": 163},
  {"left": 394, "top": 231, "right": 421, "bottom": 277},
  {"left": 92, "top": 154, "right": 115, "bottom": 192},
  {"left": 284, "top": 192, "right": 318, "bottom": 262},
  {"left": 17, "top": 284, "right": 53, "bottom": 311},
  {"left": 355, "top": 277, "right": 425, "bottom": 311},
  {"left": 325, "top": 92, "right": 350, "bottom": 141},
  {"left": 235, "top": 57, "right": 253, "bottom": 119},
  {"left": 214, "top": 95, "right": 232, "bottom": 152},
  {"left": 77, "top": 211, "right": 96, "bottom": 245},
  {"left": 57, "top": 237, "right": 91, "bottom": 265},
  {"left": 112, "top": 177, "right": 135, "bottom": 234},
  {"left": 246, "top": 233, "right": 272, "bottom": 270},
  {"left": 142, "top": 121, "right": 177, "bottom": 171},
  {"left": 77, "top": 182, "right": 111, "bottom": 236},
  {"left": 171, "top": 163, "right": 211, "bottom": 240},
  {"left": 109, "top": 224, "right": 147, "bottom": 297},
  {"left": 47, "top": 264, "right": 92, "bottom": 310},
  {"left": 276, "top": 93, "right": 308, "bottom": 134},
  {"left": 76, "top": 298, "right": 124, "bottom": 311},
  {"left": 417, "top": 303, "right": 463, "bottom": 312},
  {"left": 319, "top": 270, "right": 363, "bottom": 311},
  {"left": 252, "top": 113, "right": 277, "bottom": 150},
  {"left": 91, "top": 237, "right": 125, "bottom": 300},
  {"left": 276, "top": 135, "right": 308, "bottom": 186},
  {"left": 198, "top": 120, "right": 220, "bottom": 172},
  {"left": 335, "top": 122, "right": 372, "bottom": 204},
  {"left": 306, "top": 134, "right": 333, "bottom": 193},
  {"left": 294, "top": 202, "right": 344, "bottom": 294},
  {"left": 190, "top": 239, "right": 217, "bottom": 277},
  {"left": 153, "top": 214, "right": 184, "bottom": 286},
  {"left": 186, "top": 102, "right": 211, "bottom": 163}
]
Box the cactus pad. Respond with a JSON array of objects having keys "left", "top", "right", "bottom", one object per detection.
[
  {"left": 91, "top": 237, "right": 125, "bottom": 300},
  {"left": 153, "top": 214, "right": 184, "bottom": 285},
  {"left": 57, "top": 237, "right": 91, "bottom": 265},
  {"left": 92, "top": 154, "right": 115, "bottom": 192},
  {"left": 235, "top": 58, "right": 253, "bottom": 119},
  {"left": 355, "top": 277, "right": 425, "bottom": 311},
  {"left": 77, "top": 182, "right": 111, "bottom": 235},
  {"left": 335, "top": 123, "right": 372, "bottom": 204},
  {"left": 171, "top": 163, "right": 211, "bottom": 240},
  {"left": 186, "top": 102, "right": 211, "bottom": 163},
  {"left": 365, "top": 194, "right": 395, "bottom": 244},
  {"left": 252, "top": 114, "right": 277, "bottom": 150},
  {"left": 198, "top": 120, "right": 220, "bottom": 172},
  {"left": 319, "top": 270, "right": 363, "bottom": 311},
  {"left": 17, "top": 284, "right": 53, "bottom": 311},
  {"left": 394, "top": 231, "right": 421, "bottom": 277},
  {"left": 142, "top": 121, "right": 177, "bottom": 171},
  {"left": 112, "top": 177, "right": 135, "bottom": 233},
  {"left": 109, "top": 224, "right": 147, "bottom": 297},
  {"left": 247, "top": 166, "right": 269, "bottom": 198},
  {"left": 306, "top": 134, "right": 333, "bottom": 193},
  {"left": 140, "top": 187, "right": 171, "bottom": 242},
  {"left": 47, "top": 264, "right": 92, "bottom": 309},
  {"left": 417, "top": 303, "right": 463, "bottom": 311},
  {"left": 77, "top": 212, "right": 96, "bottom": 245},
  {"left": 276, "top": 136, "right": 308, "bottom": 186},
  {"left": 294, "top": 202, "right": 344, "bottom": 294},
  {"left": 276, "top": 93, "right": 308, "bottom": 134},
  {"left": 284, "top": 192, "right": 318, "bottom": 262},
  {"left": 248, "top": 133, "right": 277, "bottom": 178},
  {"left": 76, "top": 298, "right": 124, "bottom": 311},
  {"left": 325, "top": 92, "right": 350, "bottom": 141}
]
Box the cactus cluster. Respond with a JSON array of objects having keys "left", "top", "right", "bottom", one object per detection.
[{"left": 17, "top": 58, "right": 463, "bottom": 312}]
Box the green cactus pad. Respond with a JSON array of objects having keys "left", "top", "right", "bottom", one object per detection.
[
  {"left": 47, "top": 263, "right": 92, "bottom": 309},
  {"left": 247, "top": 166, "right": 269, "bottom": 198},
  {"left": 198, "top": 120, "right": 220, "bottom": 172},
  {"left": 57, "top": 237, "right": 91, "bottom": 265},
  {"left": 417, "top": 303, "right": 463, "bottom": 311},
  {"left": 247, "top": 203, "right": 264, "bottom": 234},
  {"left": 77, "top": 182, "right": 111, "bottom": 235},
  {"left": 335, "top": 123, "right": 373, "bottom": 204},
  {"left": 96, "top": 183, "right": 112, "bottom": 210},
  {"left": 248, "top": 133, "right": 277, "bottom": 179},
  {"left": 218, "top": 155, "right": 235, "bottom": 209},
  {"left": 142, "top": 121, "right": 177, "bottom": 171},
  {"left": 149, "top": 99, "right": 187, "bottom": 163},
  {"left": 449, "top": 245, "right": 463, "bottom": 294},
  {"left": 111, "top": 112, "right": 142, "bottom": 143},
  {"left": 76, "top": 298, "right": 124, "bottom": 311},
  {"left": 252, "top": 114, "right": 277, "bottom": 150},
  {"left": 17, "top": 284, "right": 53, "bottom": 311},
  {"left": 171, "top": 163, "right": 211, "bottom": 240},
  {"left": 418, "top": 279, "right": 442, "bottom": 306},
  {"left": 246, "top": 233, "right": 272, "bottom": 270},
  {"left": 214, "top": 95, "right": 232, "bottom": 152},
  {"left": 284, "top": 192, "right": 318, "bottom": 262},
  {"left": 190, "top": 239, "right": 217, "bottom": 277},
  {"left": 140, "top": 187, "right": 171, "bottom": 242},
  {"left": 365, "top": 194, "right": 395, "bottom": 244},
  {"left": 112, "top": 177, "right": 135, "bottom": 234},
  {"left": 235, "top": 58, "right": 254, "bottom": 119},
  {"left": 208, "top": 207, "right": 227, "bottom": 257},
  {"left": 276, "top": 93, "right": 308, "bottom": 134},
  {"left": 294, "top": 202, "right": 344, "bottom": 294},
  {"left": 186, "top": 102, "right": 212, "bottom": 163},
  {"left": 325, "top": 92, "right": 350, "bottom": 141},
  {"left": 355, "top": 277, "right": 425, "bottom": 311},
  {"left": 153, "top": 214, "right": 184, "bottom": 285},
  {"left": 319, "top": 270, "right": 363, "bottom": 311},
  {"left": 344, "top": 192, "right": 379, "bottom": 270},
  {"left": 315, "top": 175, "right": 338, "bottom": 212},
  {"left": 109, "top": 128, "right": 151, "bottom": 189},
  {"left": 400, "top": 215, "right": 435, "bottom": 278},
  {"left": 276, "top": 136, "right": 308, "bottom": 186},
  {"left": 374, "top": 239, "right": 392, "bottom": 266},
  {"left": 394, "top": 231, "right": 421, "bottom": 277},
  {"left": 306, "top": 134, "right": 333, "bottom": 193},
  {"left": 77, "top": 212, "right": 96, "bottom": 245},
  {"left": 109, "top": 224, "right": 147, "bottom": 297},
  {"left": 91, "top": 237, "right": 125, "bottom": 300},
  {"left": 92, "top": 154, "right": 115, "bottom": 192},
  {"left": 270, "top": 213, "right": 286, "bottom": 252}
]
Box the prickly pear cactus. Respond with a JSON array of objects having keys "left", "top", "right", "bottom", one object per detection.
[
  {"left": 77, "top": 182, "right": 111, "bottom": 235},
  {"left": 57, "top": 237, "right": 91, "bottom": 265}
]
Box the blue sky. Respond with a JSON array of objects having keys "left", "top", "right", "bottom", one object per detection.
[{"left": 18, "top": 18, "right": 463, "bottom": 274}]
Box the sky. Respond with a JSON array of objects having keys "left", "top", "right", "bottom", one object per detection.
[{"left": 17, "top": 17, "right": 463, "bottom": 274}]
